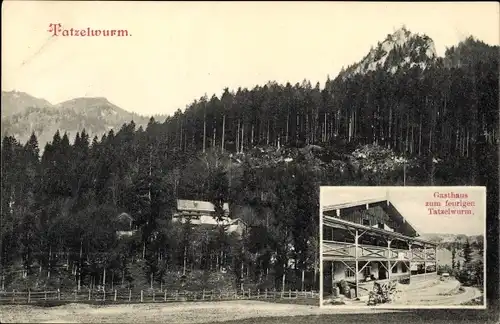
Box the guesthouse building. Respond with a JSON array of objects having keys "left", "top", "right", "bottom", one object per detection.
[{"left": 322, "top": 192, "right": 438, "bottom": 298}]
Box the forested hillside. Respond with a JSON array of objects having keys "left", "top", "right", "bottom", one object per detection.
[{"left": 1, "top": 30, "right": 498, "bottom": 294}]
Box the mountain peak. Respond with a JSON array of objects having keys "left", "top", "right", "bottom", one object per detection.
[
  {"left": 341, "top": 27, "right": 437, "bottom": 78},
  {"left": 1, "top": 90, "right": 54, "bottom": 117}
]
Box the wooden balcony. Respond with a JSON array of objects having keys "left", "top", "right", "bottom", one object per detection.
[{"left": 323, "top": 241, "right": 435, "bottom": 262}]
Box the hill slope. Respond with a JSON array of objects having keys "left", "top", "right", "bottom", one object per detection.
[
  {"left": 1, "top": 90, "right": 54, "bottom": 117},
  {"left": 1, "top": 92, "right": 152, "bottom": 149}
]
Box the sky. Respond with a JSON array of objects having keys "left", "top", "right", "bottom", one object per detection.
[
  {"left": 320, "top": 186, "right": 486, "bottom": 236},
  {"left": 2, "top": 1, "right": 499, "bottom": 116}
]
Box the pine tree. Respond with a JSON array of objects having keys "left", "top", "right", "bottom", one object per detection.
[{"left": 463, "top": 239, "right": 473, "bottom": 265}]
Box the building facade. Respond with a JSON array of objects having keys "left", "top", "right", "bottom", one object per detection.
[
  {"left": 172, "top": 199, "right": 246, "bottom": 236},
  {"left": 322, "top": 196, "right": 438, "bottom": 298}
]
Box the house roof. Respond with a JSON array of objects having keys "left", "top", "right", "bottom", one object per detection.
[
  {"left": 323, "top": 196, "right": 422, "bottom": 238},
  {"left": 116, "top": 212, "right": 133, "bottom": 222},
  {"left": 177, "top": 199, "right": 229, "bottom": 213}
]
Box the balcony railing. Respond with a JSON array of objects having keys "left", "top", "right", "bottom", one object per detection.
[{"left": 323, "top": 241, "right": 435, "bottom": 261}]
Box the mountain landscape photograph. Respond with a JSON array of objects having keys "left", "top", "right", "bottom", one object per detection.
[{"left": 1, "top": 1, "right": 499, "bottom": 324}]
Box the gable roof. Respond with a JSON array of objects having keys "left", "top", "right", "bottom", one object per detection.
[
  {"left": 323, "top": 197, "right": 422, "bottom": 238},
  {"left": 177, "top": 199, "right": 229, "bottom": 213},
  {"left": 116, "top": 212, "right": 133, "bottom": 223}
]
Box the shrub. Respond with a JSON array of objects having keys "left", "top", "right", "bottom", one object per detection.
[
  {"left": 367, "top": 280, "right": 399, "bottom": 306},
  {"left": 338, "top": 280, "right": 350, "bottom": 296}
]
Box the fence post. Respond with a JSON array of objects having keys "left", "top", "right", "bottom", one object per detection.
[
  {"left": 153, "top": 290, "right": 155, "bottom": 302},
  {"left": 45, "top": 291, "right": 47, "bottom": 301},
  {"left": 265, "top": 289, "right": 267, "bottom": 299},
  {"left": 248, "top": 288, "right": 251, "bottom": 299},
  {"left": 114, "top": 289, "right": 117, "bottom": 302},
  {"left": 103, "top": 289, "right": 106, "bottom": 301},
  {"left": 28, "top": 289, "right": 31, "bottom": 303},
  {"left": 202, "top": 289, "right": 205, "bottom": 300},
  {"left": 57, "top": 289, "right": 61, "bottom": 300},
  {"left": 74, "top": 290, "right": 77, "bottom": 301},
  {"left": 257, "top": 289, "right": 260, "bottom": 299},
  {"left": 140, "top": 290, "right": 143, "bottom": 303},
  {"left": 164, "top": 290, "right": 167, "bottom": 302},
  {"left": 12, "top": 290, "right": 15, "bottom": 303},
  {"left": 128, "top": 289, "right": 131, "bottom": 302},
  {"left": 295, "top": 289, "right": 298, "bottom": 299},
  {"left": 289, "top": 289, "right": 291, "bottom": 298},
  {"left": 210, "top": 290, "right": 213, "bottom": 300},
  {"left": 175, "top": 290, "right": 178, "bottom": 301}
]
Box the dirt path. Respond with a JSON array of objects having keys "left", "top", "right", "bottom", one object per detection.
[
  {"left": 0, "top": 301, "right": 403, "bottom": 323},
  {"left": 393, "top": 280, "right": 483, "bottom": 306}
]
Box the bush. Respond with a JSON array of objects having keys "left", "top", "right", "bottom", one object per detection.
[
  {"left": 367, "top": 280, "right": 399, "bottom": 306},
  {"left": 338, "top": 280, "right": 350, "bottom": 296}
]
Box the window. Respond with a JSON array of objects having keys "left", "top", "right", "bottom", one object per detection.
[
  {"left": 362, "top": 219, "right": 370, "bottom": 226},
  {"left": 345, "top": 268, "right": 355, "bottom": 278},
  {"left": 363, "top": 265, "right": 372, "bottom": 278},
  {"left": 378, "top": 222, "right": 384, "bottom": 229}
]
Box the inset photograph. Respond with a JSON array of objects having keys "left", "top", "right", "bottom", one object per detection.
[{"left": 320, "top": 186, "right": 486, "bottom": 308}]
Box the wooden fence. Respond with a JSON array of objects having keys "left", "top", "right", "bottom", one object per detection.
[{"left": 0, "top": 288, "right": 319, "bottom": 305}]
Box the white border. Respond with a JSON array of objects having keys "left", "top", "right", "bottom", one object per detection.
[{"left": 318, "top": 186, "right": 487, "bottom": 310}]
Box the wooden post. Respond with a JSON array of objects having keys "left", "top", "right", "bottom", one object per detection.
[
  {"left": 164, "top": 290, "right": 167, "bottom": 302},
  {"left": 289, "top": 289, "right": 291, "bottom": 298},
  {"left": 28, "top": 289, "right": 31, "bottom": 303},
  {"left": 408, "top": 242, "right": 413, "bottom": 283},
  {"left": 202, "top": 289, "right": 205, "bottom": 300},
  {"left": 435, "top": 245, "right": 438, "bottom": 274},
  {"left": 265, "top": 288, "right": 267, "bottom": 299},
  {"left": 211, "top": 289, "right": 213, "bottom": 300},
  {"left": 57, "top": 289, "right": 61, "bottom": 300},
  {"left": 12, "top": 290, "right": 15, "bottom": 303},
  {"left": 387, "top": 239, "right": 392, "bottom": 281},
  {"left": 140, "top": 290, "right": 143, "bottom": 302},
  {"left": 88, "top": 289, "right": 91, "bottom": 301},
  {"left": 257, "top": 289, "right": 260, "bottom": 299},
  {"left": 295, "top": 289, "right": 298, "bottom": 299},
  {"left": 74, "top": 290, "right": 77, "bottom": 301},
  {"left": 424, "top": 245, "right": 427, "bottom": 278},
  {"left": 114, "top": 289, "right": 117, "bottom": 302},
  {"left": 128, "top": 289, "right": 131, "bottom": 302},
  {"left": 354, "top": 229, "right": 359, "bottom": 298},
  {"left": 301, "top": 270, "right": 305, "bottom": 292},
  {"left": 153, "top": 290, "right": 155, "bottom": 302},
  {"left": 45, "top": 291, "right": 47, "bottom": 300},
  {"left": 282, "top": 266, "right": 286, "bottom": 295},
  {"left": 248, "top": 288, "right": 251, "bottom": 299}
]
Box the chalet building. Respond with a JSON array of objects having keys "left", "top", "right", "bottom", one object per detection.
[
  {"left": 172, "top": 199, "right": 246, "bottom": 236},
  {"left": 115, "top": 212, "right": 137, "bottom": 238},
  {"left": 322, "top": 193, "right": 438, "bottom": 298}
]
